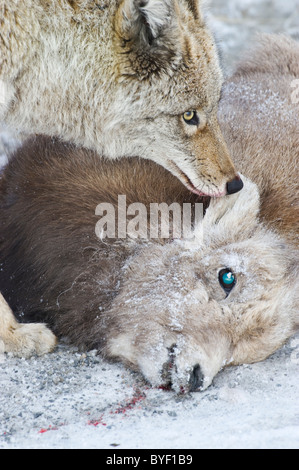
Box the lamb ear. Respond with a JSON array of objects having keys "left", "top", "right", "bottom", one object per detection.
[
  {"left": 115, "top": 0, "right": 175, "bottom": 46},
  {"left": 193, "top": 176, "right": 261, "bottom": 243}
]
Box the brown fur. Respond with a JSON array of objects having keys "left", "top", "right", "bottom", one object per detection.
[{"left": 0, "top": 140, "right": 206, "bottom": 347}]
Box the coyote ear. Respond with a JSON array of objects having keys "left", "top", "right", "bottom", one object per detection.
[
  {"left": 194, "top": 177, "right": 261, "bottom": 243},
  {"left": 185, "top": 0, "right": 205, "bottom": 22},
  {"left": 115, "top": 0, "right": 175, "bottom": 47}
]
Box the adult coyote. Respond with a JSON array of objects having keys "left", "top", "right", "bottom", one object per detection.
[{"left": 0, "top": 0, "right": 242, "bottom": 196}]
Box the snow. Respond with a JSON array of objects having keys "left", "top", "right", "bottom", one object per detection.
[
  {"left": 0, "top": 0, "right": 299, "bottom": 450},
  {"left": 0, "top": 338, "right": 298, "bottom": 449}
]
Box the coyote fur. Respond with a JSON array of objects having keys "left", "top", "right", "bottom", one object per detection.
[
  {"left": 0, "top": 0, "right": 241, "bottom": 196},
  {"left": 0, "top": 35, "right": 298, "bottom": 391}
]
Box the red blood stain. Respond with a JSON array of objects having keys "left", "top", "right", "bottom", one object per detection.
[
  {"left": 37, "top": 385, "right": 171, "bottom": 432},
  {"left": 87, "top": 415, "right": 107, "bottom": 427},
  {"left": 38, "top": 425, "right": 59, "bottom": 434},
  {"left": 112, "top": 391, "right": 146, "bottom": 415},
  {"left": 87, "top": 388, "right": 147, "bottom": 427}
]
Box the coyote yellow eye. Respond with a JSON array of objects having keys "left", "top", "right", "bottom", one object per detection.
[
  {"left": 184, "top": 111, "right": 194, "bottom": 121},
  {"left": 183, "top": 111, "right": 199, "bottom": 125}
]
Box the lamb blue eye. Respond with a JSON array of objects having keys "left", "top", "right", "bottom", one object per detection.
[
  {"left": 222, "top": 271, "right": 235, "bottom": 285},
  {"left": 219, "top": 269, "right": 236, "bottom": 294}
]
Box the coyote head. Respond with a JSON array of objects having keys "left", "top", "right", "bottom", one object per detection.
[
  {"left": 1, "top": 0, "right": 240, "bottom": 196},
  {"left": 111, "top": 0, "right": 241, "bottom": 196},
  {"left": 106, "top": 178, "right": 298, "bottom": 391}
]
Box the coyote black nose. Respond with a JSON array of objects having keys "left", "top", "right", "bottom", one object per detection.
[
  {"left": 226, "top": 175, "right": 244, "bottom": 195},
  {"left": 189, "top": 365, "right": 204, "bottom": 392}
]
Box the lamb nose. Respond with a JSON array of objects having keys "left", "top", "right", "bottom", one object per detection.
[
  {"left": 189, "top": 364, "right": 205, "bottom": 392},
  {"left": 226, "top": 175, "right": 244, "bottom": 195}
]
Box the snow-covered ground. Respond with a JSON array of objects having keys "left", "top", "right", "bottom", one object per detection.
[
  {"left": 0, "top": 338, "right": 298, "bottom": 449},
  {"left": 208, "top": 0, "right": 299, "bottom": 73},
  {"left": 0, "top": 0, "right": 298, "bottom": 450}
]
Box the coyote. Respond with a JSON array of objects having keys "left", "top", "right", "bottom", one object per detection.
[
  {"left": 0, "top": 0, "right": 241, "bottom": 196},
  {"left": 0, "top": 35, "right": 298, "bottom": 390}
]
